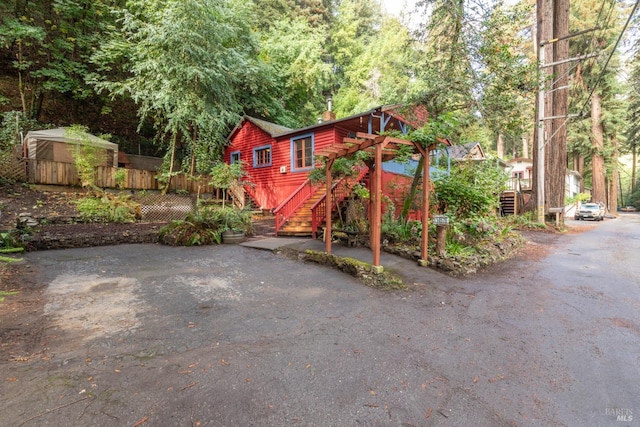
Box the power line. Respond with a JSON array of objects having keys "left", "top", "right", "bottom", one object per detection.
[{"left": 579, "top": 0, "right": 640, "bottom": 116}]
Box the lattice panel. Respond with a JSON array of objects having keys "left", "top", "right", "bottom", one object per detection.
[
  {"left": 0, "top": 147, "right": 26, "bottom": 181},
  {"left": 134, "top": 193, "right": 195, "bottom": 222}
]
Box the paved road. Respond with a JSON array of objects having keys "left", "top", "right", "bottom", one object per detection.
[{"left": 1, "top": 215, "right": 638, "bottom": 426}]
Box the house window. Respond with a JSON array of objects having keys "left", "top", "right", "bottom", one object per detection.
[
  {"left": 291, "top": 134, "right": 314, "bottom": 171},
  {"left": 513, "top": 171, "right": 524, "bottom": 179},
  {"left": 230, "top": 151, "right": 240, "bottom": 164},
  {"left": 253, "top": 145, "right": 271, "bottom": 167}
]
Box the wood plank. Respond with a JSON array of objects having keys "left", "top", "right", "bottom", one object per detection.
[{"left": 355, "top": 132, "right": 377, "bottom": 140}]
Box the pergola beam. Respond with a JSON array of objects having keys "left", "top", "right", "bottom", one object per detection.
[{"left": 319, "top": 132, "right": 440, "bottom": 270}]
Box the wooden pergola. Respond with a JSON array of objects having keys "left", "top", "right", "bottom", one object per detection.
[{"left": 315, "top": 132, "right": 441, "bottom": 273}]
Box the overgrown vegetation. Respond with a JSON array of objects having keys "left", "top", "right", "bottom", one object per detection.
[
  {"left": 209, "top": 161, "right": 248, "bottom": 208},
  {"left": 376, "top": 159, "right": 526, "bottom": 274},
  {"left": 76, "top": 193, "right": 140, "bottom": 223},
  {"left": 158, "top": 204, "right": 253, "bottom": 246},
  {"left": 66, "top": 125, "right": 109, "bottom": 190}
]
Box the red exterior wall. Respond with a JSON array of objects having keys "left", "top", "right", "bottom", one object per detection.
[
  {"left": 381, "top": 170, "right": 418, "bottom": 219},
  {"left": 225, "top": 109, "right": 427, "bottom": 212},
  {"left": 226, "top": 121, "right": 342, "bottom": 210}
]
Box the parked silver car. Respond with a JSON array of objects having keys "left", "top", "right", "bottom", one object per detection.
[{"left": 575, "top": 203, "right": 604, "bottom": 221}]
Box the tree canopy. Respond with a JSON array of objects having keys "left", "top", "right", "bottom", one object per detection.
[{"left": 0, "top": 0, "right": 634, "bottom": 203}]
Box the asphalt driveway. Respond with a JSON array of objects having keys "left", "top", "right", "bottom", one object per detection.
[{"left": 1, "top": 220, "right": 638, "bottom": 426}]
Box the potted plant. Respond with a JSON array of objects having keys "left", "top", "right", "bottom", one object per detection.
[{"left": 216, "top": 206, "right": 253, "bottom": 244}]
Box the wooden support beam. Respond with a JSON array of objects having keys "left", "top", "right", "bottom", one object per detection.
[
  {"left": 325, "top": 158, "right": 334, "bottom": 254},
  {"left": 372, "top": 142, "right": 383, "bottom": 269},
  {"left": 329, "top": 143, "right": 352, "bottom": 150},
  {"left": 420, "top": 147, "right": 430, "bottom": 262},
  {"left": 355, "top": 132, "right": 377, "bottom": 140}
]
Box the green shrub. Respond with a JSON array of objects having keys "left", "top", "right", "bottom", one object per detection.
[
  {"left": 381, "top": 216, "right": 421, "bottom": 244},
  {"left": 76, "top": 193, "right": 140, "bottom": 223},
  {"left": 0, "top": 231, "right": 23, "bottom": 251},
  {"left": 158, "top": 205, "right": 253, "bottom": 246}
]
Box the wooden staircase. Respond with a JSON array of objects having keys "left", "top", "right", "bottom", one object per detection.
[
  {"left": 500, "top": 190, "right": 517, "bottom": 216},
  {"left": 276, "top": 167, "right": 369, "bottom": 237},
  {"left": 277, "top": 188, "right": 326, "bottom": 236}
]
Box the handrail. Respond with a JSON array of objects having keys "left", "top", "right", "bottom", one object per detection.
[
  {"left": 310, "top": 166, "right": 369, "bottom": 238},
  {"left": 273, "top": 179, "right": 317, "bottom": 236},
  {"left": 228, "top": 182, "right": 245, "bottom": 209},
  {"left": 273, "top": 178, "right": 311, "bottom": 213}
]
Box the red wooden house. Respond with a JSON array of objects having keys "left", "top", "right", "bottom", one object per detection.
[{"left": 225, "top": 105, "right": 428, "bottom": 236}]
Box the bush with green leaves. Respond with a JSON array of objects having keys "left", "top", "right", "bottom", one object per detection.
[
  {"left": 209, "top": 161, "right": 248, "bottom": 207},
  {"left": 1, "top": 231, "right": 23, "bottom": 251},
  {"left": 0, "top": 111, "right": 49, "bottom": 151},
  {"left": 67, "top": 125, "right": 111, "bottom": 190},
  {"left": 432, "top": 160, "right": 508, "bottom": 220},
  {"left": 381, "top": 216, "right": 422, "bottom": 245},
  {"left": 76, "top": 193, "right": 140, "bottom": 223},
  {"left": 158, "top": 204, "right": 253, "bottom": 246}
]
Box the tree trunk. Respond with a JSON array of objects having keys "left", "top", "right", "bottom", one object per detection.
[
  {"left": 522, "top": 136, "right": 529, "bottom": 159},
  {"left": 497, "top": 133, "right": 504, "bottom": 159},
  {"left": 632, "top": 144, "right": 637, "bottom": 194},
  {"left": 401, "top": 156, "right": 424, "bottom": 221},
  {"left": 591, "top": 92, "right": 606, "bottom": 204},
  {"left": 533, "top": 0, "right": 553, "bottom": 216},
  {"left": 17, "top": 41, "right": 28, "bottom": 117},
  {"left": 163, "top": 136, "right": 177, "bottom": 195},
  {"left": 574, "top": 154, "right": 585, "bottom": 192},
  {"left": 609, "top": 133, "right": 619, "bottom": 214},
  {"left": 546, "top": 0, "right": 569, "bottom": 217}
]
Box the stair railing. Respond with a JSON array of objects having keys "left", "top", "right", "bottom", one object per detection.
[
  {"left": 228, "top": 182, "right": 246, "bottom": 209},
  {"left": 310, "top": 166, "right": 369, "bottom": 238},
  {"left": 273, "top": 179, "right": 317, "bottom": 236}
]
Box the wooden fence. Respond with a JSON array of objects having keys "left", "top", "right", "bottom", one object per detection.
[
  {"left": 26, "top": 159, "right": 204, "bottom": 192},
  {"left": 0, "top": 156, "right": 245, "bottom": 207},
  {"left": 23, "top": 160, "right": 244, "bottom": 204}
]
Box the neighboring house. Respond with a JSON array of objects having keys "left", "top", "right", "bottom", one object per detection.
[
  {"left": 504, "top": 157, "right": 582, "bottom": 198},
  {"left": 505, "top": 157, "right": 533, "bottom": 191},
  {"left": 504, "top": 157, "right": 583, "bottom": 216},
  {"left": 225, "top": 105, "right": 429, "bottom": 235},
  {"left": 446, "top": 141, "right": 486, "bottom": 162}
]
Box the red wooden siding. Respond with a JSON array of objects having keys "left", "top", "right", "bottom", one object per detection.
[
  {"left": 225, "top": 107, "right": 426, "bottom": 211},
  {"left": 226, "top": 121, "right": 342, "bottom": 210}
]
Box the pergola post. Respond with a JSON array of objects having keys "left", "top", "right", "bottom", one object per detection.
[
  {"left": 325, "top": 158, "right": 334, "bottom": 254},
  {"left": 371, "top": 142, "right": 383, "bottom": 270},
  {"left": 414, "top": 143, "right": 434, "bottom": 266},
  {"left": 315, "top": 132, "right": 444, "bottom": 272}
]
